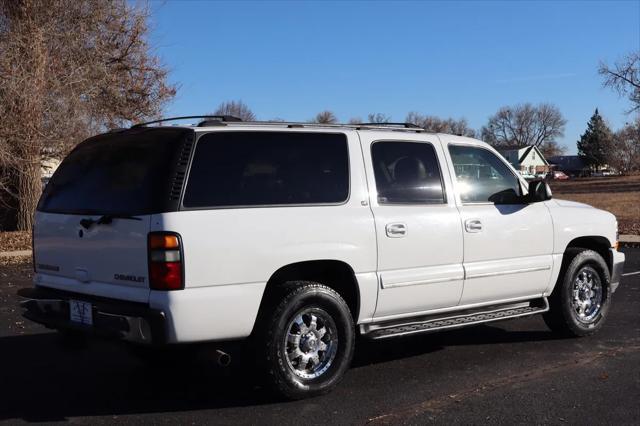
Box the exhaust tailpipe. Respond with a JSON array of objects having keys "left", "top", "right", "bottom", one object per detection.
[{"left": 216, "top": 349, "right": 231, "bottom": 367}]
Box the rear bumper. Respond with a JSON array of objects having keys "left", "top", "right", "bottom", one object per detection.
[
  {"left": 18, "top": 286, "right": 166, "bottom": 344},
  {"left": 609, "top": 248, "right": 625, "bottom": 293}
]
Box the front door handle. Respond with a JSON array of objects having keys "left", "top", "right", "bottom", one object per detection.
[
  {"left": 386, "top": 223, "right": 407, "bottom": 238},
  {"left": 465, "top": 219, "right": 483, "bottom": 233}
]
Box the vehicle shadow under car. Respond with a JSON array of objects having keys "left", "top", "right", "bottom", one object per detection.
[{"left": 0, "top": 323, "right": 565, "bottom": 422}]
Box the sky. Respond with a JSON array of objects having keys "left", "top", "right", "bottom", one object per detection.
[{"left": 148, "top": 0, "right": 640, "bottom": 154}]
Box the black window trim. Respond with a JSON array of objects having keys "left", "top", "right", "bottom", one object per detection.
[
  {"left": 179, "top": 130, "right": 352, "bottom": 211},
  {"left": 370, "top": 139, "right": 448, "bottom": 206},
  {"left": 447, "top": 142, "right": 527, "bottom": 206}
]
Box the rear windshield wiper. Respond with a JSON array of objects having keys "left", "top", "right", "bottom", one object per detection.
[{"left": 79, "top": 214, "right": 142, "bottom": 229}]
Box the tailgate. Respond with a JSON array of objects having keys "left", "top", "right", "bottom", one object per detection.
[{"left": 33, "top": 212, "right": 152, "bottom": 301}]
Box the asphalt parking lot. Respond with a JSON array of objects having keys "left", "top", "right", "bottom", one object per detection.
[{"left": 1, "top": 248, "right": 638, "bottom": 425}]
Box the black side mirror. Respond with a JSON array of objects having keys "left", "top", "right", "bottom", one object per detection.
[{"left": 527, "top": 179, "right": 552, "bottom": 202}]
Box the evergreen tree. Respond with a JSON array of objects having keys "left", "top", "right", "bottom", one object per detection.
[{"left": 577, "top": 109, "right": 614, "bottom": 170}]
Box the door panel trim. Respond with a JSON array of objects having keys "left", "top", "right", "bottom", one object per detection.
[
  {"left": 463, "top": 255, "right": 553, "bottom": 280},
  {"left": 466, "top": 265, "right": 551, "bottom": 279},
  {"left": 380, "top": 263, "right": 465, "bottom": 289},
  {"left": 381, "top": 275, "right": 465, "bottom": 289}
]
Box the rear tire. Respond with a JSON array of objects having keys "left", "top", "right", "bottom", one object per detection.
[
  {"left": 257, "top": 281, "right": 355, "bottom": 400},
  {"left": 543, "top": 249, "right": 611, "bottom": 337}
]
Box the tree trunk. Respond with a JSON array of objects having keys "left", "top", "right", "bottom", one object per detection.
[{"left": 16, "top": 161, "right": 42, "bottom": 231}]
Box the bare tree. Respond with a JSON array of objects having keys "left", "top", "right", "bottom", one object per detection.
[
  {"left": 347, "top": 117, "right": 363, "bottom": 125},
  {"left": 212, "top": 100, "right": 256, "bottom": 121},
  {"left": 366, "top": 113, "right": 392, "bottom": 123},
  {"left": 0, "top": 0, "right": 176, "bottom": 231},
  {"left": 311, "top": 111, "right": 338, "bottom": 124},
  {"left": 480, "top": 103, "right": 566, "bottom": 155},
  {"left": 406, "top": 112, "right": 476, "bottom": 137},
  {"left": 538, "top": 141, "right": 565, "bottom": 158},
  {"left": 608, "top": 117, "right": 640, "bottom": 173},
  {"left": 599, "top": 51, "right": 640, "bottom": 113}
]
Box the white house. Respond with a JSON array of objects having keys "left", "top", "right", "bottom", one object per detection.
[
  {"left": 497, "top": 145, "right": 550, "bottom": 176},
  {"left": 40, "top": 157, "right": 61, "bottom": 189}
]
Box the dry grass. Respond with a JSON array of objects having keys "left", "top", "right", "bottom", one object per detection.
[
  {"left": 550, "top": 175, "right": 640, "bottom": 235},
  {"left": 0, "top": 231, "right": 30, "bottom": 252}
]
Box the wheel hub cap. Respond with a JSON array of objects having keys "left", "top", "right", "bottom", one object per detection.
[
  {"left": 283, "top": 309, "right": 338, "bottom": 379},
  {"left": 571, "top": 267, "right": 603, "bottom": 323}
]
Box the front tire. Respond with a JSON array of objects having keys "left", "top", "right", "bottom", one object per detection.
[
  {"left": 543, "top": 249, "right": 611, "bottom": 337},
  {"left": 259, "top": 282, "right": 355, "bottom": 399}
]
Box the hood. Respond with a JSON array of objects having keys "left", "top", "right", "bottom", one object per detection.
[{"left": 553, "top": 199, "right": 594, "bottom": 209}]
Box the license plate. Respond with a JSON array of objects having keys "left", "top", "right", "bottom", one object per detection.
[{"left": 69, "top": 300, "right": 93, "bottom": 326}]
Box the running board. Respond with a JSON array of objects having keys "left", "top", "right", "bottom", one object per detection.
[{"left": 361, "top": 298, "right": 549, "bottom": 340}]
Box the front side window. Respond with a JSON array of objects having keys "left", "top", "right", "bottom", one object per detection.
[
  {"left": 371, "top": 141, "right": 445, "bottom": 204},
  {"left": 183, "top": 131, "right": 349, "bottom": 208},
  {"left": 448, "top": 145, "right": 522, "bottom": 204}
]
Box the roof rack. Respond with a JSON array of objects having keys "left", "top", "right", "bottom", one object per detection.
[
  {"left": 354, "top": 122, "right": 422, "bottom": 129},
  {"left": 130, "top": 116, "right": 429, "bottom": 133},
  {"left": 131, "top": 115, "right": 242, "bottom": 128}
]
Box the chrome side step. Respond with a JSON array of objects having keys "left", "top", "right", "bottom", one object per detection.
[{"left": 361, "top": 298, "right": 549, "bottom": 340}]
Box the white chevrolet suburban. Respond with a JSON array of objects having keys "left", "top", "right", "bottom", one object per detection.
[{"left": 20, "top": 116, "right": 625, "bottom": 399}]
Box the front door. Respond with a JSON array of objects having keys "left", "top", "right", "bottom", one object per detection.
[
  {"left": 360, "top": 134, "right": 465, "bottom": 320},
  {"left": 445, "top": 143, "right": 554, "bottom": 305}
]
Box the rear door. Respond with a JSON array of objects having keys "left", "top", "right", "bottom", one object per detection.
[
  {"left": 33, "top": 128, "right": 191, "bottom": 302},
  {"left": 359, "top": 133, "right": 465, "bottom": 320}
]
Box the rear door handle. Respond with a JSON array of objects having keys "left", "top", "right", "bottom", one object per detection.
[
  {"left": 386, "top": 223, "right": 407, "bottom": 238},
  {"left": 465, "top": 219, "right": 483, "bottom": 233}
]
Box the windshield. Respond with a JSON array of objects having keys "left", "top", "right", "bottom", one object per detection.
[{"left": 38, "top": 128, "right": 190, "bottom": 215}]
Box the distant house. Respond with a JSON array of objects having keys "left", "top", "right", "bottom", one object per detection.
[
  {"left": 41, "top": 157, "right": 61, "bottom": 186},
  {"left": 497, "top": 145, "right": 550, "bottom": 176},
  {"left": 547, "top": 155, "right": 590, "bottom": 177}
]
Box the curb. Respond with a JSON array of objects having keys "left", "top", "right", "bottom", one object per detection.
[
  {"left": 0, "top": 250, "right": 31, "bottom": 258},
  {"left": 620, "top": 235, "right": 640, "bottom": 248}
]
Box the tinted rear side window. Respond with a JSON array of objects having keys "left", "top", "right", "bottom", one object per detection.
[
  {"left": 371, "top": 141, "right": 445, "bottom": 204},
  {"left": 183, "top": 132, "right": 349, "bottom": 208}
]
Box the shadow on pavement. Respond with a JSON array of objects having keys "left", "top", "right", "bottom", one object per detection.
[
  {"left": 0, "top": 322, "right": 563, "bottom": 422},
  {"left": 352, "top": 323, "right": 563, "bottom": 367}
]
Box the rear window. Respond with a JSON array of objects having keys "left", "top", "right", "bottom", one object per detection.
[
  {"left": 38, "top": 128, "right": 189, "bottom": 215},
  {"left": 182, "top": 131, "right": 349, "bottom": 208}
]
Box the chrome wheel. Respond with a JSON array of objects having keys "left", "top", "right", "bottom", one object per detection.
[
  {"left": 571, "top": 266, "right": 603, "bottom": 323},
  {"left": 283, "top": 308, "right": 338, "bottom": 379}
]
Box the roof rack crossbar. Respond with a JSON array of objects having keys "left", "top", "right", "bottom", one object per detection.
[
  {"left": 131, "top": 115, "right": 242, "bottom": 128},
  {"left": 355, "top": 122, "right": 422, "bottom": 129}
]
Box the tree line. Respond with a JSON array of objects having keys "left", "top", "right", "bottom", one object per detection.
[
  {"left": 215, "top": 98, "right": 639, "bottom": 174},
  {"left": 0, "top": 0, "right": 638, "bottom": 231}
]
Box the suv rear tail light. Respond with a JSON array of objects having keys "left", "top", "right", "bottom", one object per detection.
[{"left": 148, "top": 232, "right": 184, "bottom": 290}]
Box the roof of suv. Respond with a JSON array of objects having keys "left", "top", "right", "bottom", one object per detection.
[{"left": 127, "top": 116, "right": 486, "bottom": 146}]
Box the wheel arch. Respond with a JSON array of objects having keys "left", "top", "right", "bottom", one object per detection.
[
  {"left": 564, "top": 236, "right": 613, "bottom": 273},
  {"left": 252, "top": 260, "right": 361, "bottom": 334}
]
